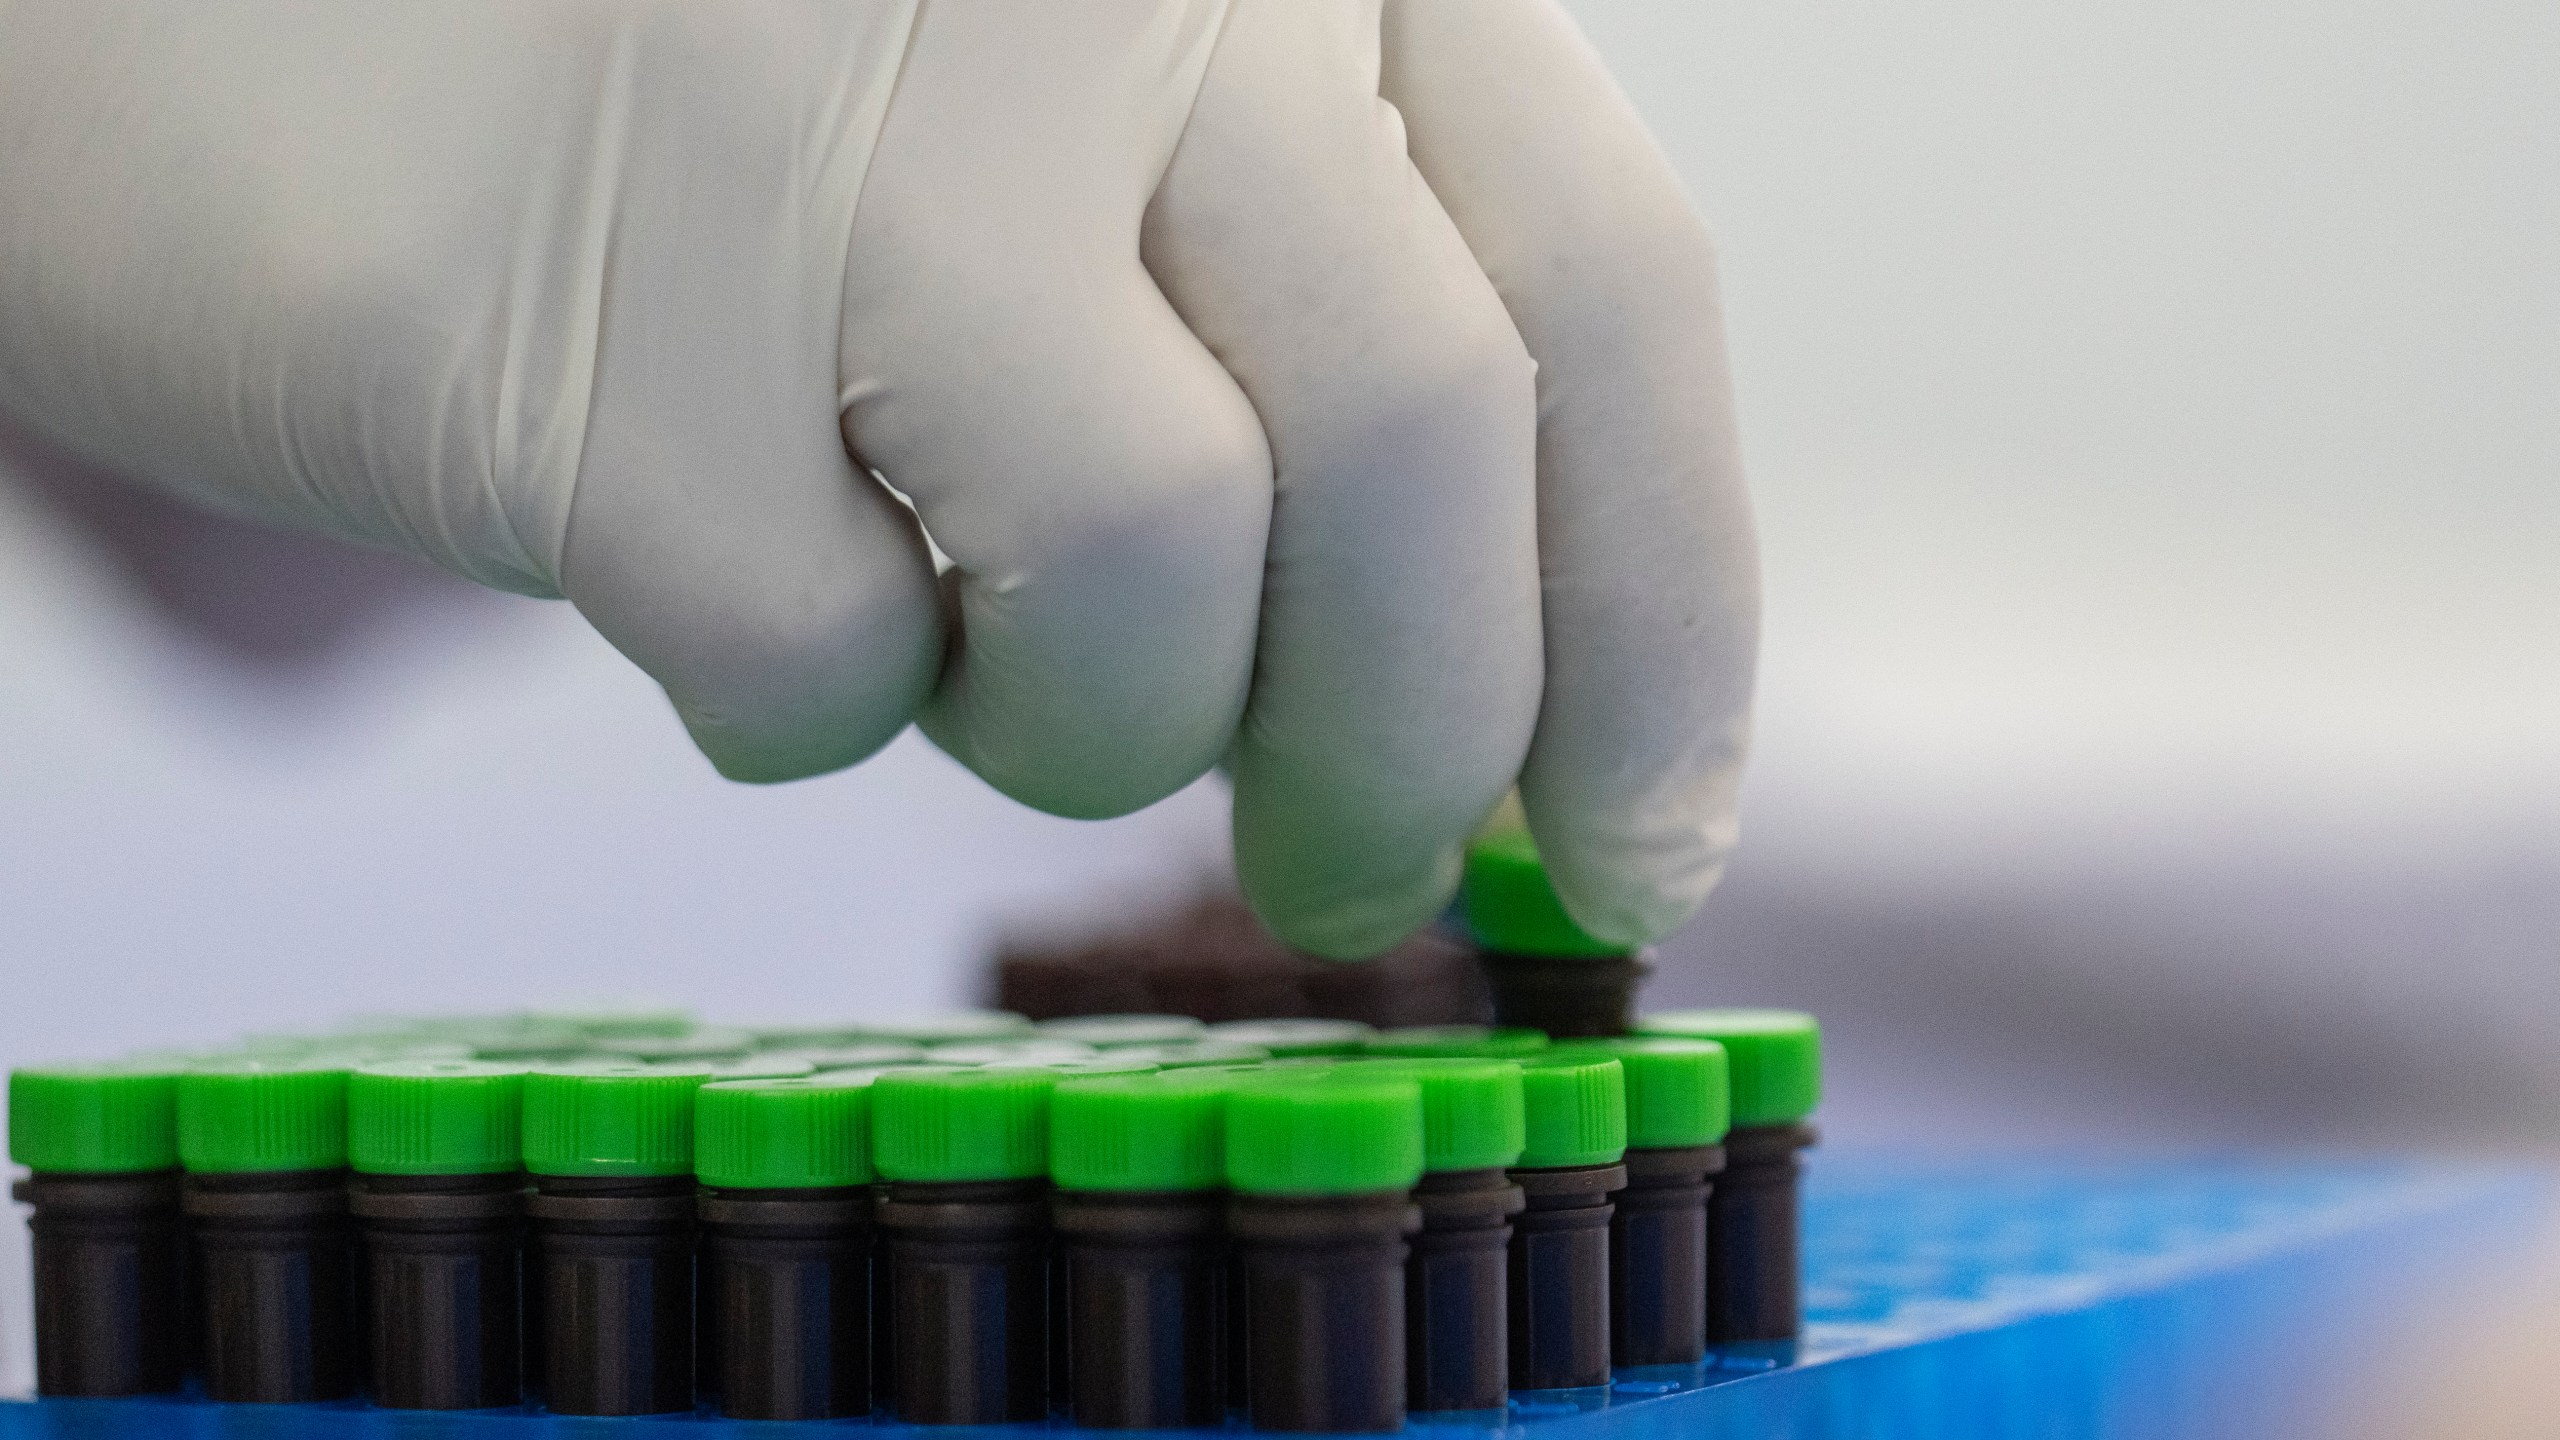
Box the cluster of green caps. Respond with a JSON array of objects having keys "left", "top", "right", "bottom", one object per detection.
[{"left": 9, "top": 1010, "right": 1817, "bottom": 1189}]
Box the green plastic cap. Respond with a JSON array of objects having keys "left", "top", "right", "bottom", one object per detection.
[
  {"left": 1552, "top": 1039, "right": 1728, "bottom": 1148},
  {"left": 1635, "top": 1009, "right": 1821, "bottom": 1126},
  {"left": 774, "top": 1043, "right": 926, "bottom": 1070},
  {"left": 178, "top": 1060, "right": 351, "bottom": 1173},
  {"left": 464, "top": 1026, "right": 597, "bottom": 1063},
  {"left": 697, "top": 1057, "right": 818, "bottom": 1081},
  {"left": 1202, "top": 1020, "right": 1376, "bottom": 1057},
  {"left": 864, "top": 1012, "right": 1032, "bottom": 1045},
  {"left": 1099, "top": 1041, "right": 1271, "bottom": 1069},
  {"left": 347, "top": 1040, "right": 479, "bottom": 1063},
  {"left": 1051, "top": 1073, "right": 1235, "bottom": 1192},
  {"left": 1460, "top": 828, "right": 1630, "bottom": 959},
  {"left": 871, "top": 1068, "right": 1055, "bottom": 1182},
  {"left": 348, "top": 1061, "right": 526, "bottom": 1175},
  {"left": 740, "top": 1023, "right": 871, "bottom": 1049},
  {"left": 591, "top": 1029, "right": 754, "bottom": 1063},
  {"left": 696, "top": 1073, "right": 876, "bottom": 1188},
  {"left": 9, "top": 1064, "right": 183, "bottom": 1173},
  {"left": 928, "top": 1041, "right": 1097, "bottom": 1065},
  {"left": 521, "top": 1063, "right": 713, "bottom": 1176},
  {"left": 1224, "top": 1071, "right": 1423, "bottom": 1196},
  {"left": 1360, "top": 1060, "right": 1525, "bottom": 1173},
  {"left": 528, "top": 1002, "right": 696, "bottom": 1039},
  {"left": 1367, "top": 1026, "right": 1552, "bottom": 1060},
  {"left": 991, "top": 1058, "right": 1161, "bottom": 1078},
  {"left": 1033, "top": 1015, "right": 1205, "bottom": 1047},
  {"left": 1514, "top": 1053, "right": 1626, "bottom": 1169}
]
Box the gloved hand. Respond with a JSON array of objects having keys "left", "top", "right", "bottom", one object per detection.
[{"left": 0, "top": 0, "right": 1754, "bottom": 958}]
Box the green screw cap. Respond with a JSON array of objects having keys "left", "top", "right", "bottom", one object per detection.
[
  {"left": 1360, "top": 1059, "right": 1525, "bottom": 1173},
  {"left": 1051, "top": 1073, "right": 1234, "bottom": 1192},
  {"left": 521, "top": 1063, "right": 713, "bottom": 1176},
  {"left": 1099, "top": 1041, "right": 1271, "bottom": 1069},
  {"left": 528, "top": 1002, "right": 696, "bottom": 1039},
  {"left": 871, "top": 1067, "right": 1055, "bottom": 1182},
  {"left": 993, "top": 1058, "right": 1162, "bottom": 1078},
  {"left": 348, "top": 1061, "right": 525, "bottom": 1175},
  {"left": 778, "top": 1043, "right": 927, "bottom": 1071},
  {"left": 1224, "top": 1071, "right": 1423, "bottom": 1196},
  {"left": 1553, "top": 1039, "right": 1728, "bottom": 1149},
  {"left": 741, "top": 1023, "right": 872, "bottom": 1049},
  {"left": 696, "top": 1073, "right": 877, "bottom": 1189},
  {"left": 1202, "top": 1020, "right": 1376, "bottom": 1057},
  {"left": 864, "top": 1012, "right": 1032, "bottom": 1045},
  {"left": 591, "top": 1029, "right": 755, "bottom": 1063},
  {"left": 1460, "top": 827, "right": 1629, "bottom": 959},
  {"left": 9, "top": 1064, "right": 183, "bottom": 1174},
  {"left": 464, "top": 1026, "right": 597, "bottom": 1063},
  {"left": 1367, "top": 1026, "right": 1552, "bottom": 1060},
  {"left": 1635, "top": 1009, "right": 1821, "bottom": 1126},
  {"left": 1514, "top": 1053, "right": 1626, "bottom": 1169},
  {"left": 697, "top": 1057, "right": 819, "bottom": 1081},
  {"left": 929, "top": 1041, "right": 1097, "bottom": 1065},
  {"left": 1033, "top": 1015, "right": 1205, "bottom": 1047},
  {"left": 178, "top": 1060, "right": 352, "bottom": 1173}
]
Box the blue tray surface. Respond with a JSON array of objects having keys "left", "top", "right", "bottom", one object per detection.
[{"left": 5, "top": 1153, "right": 2538, "bottom": 1440}]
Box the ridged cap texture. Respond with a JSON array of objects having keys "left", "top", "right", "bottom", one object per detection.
[
  {"left": 871, "top": 1067, "right": 1055, "bottom": 1182},
  {"left": 1359, "top": 1059, "right": 1525, "bottom": 1172},
  {"left": 1224, "top": 1071, "right": 1422, "bottom": 1196},
  {"left": 521, "top": 1062, "right": 713, "bottom": 1176},
  {"left": 1554, "top": 1038, "right": 1729, "bottom": 1148},
  {"left": 696, "top": 1073, "right": 876, "bottom": 1188},
  {"left": 1514, "top": 1053, "right": 1627, "bottom": 1169},
  {"left": 178, "top": 1060, "right": 351, "bottom": 1173},
  {"left": 1051, "top": 1072, "right": 1236, "bottom": 1192},
  {"left": 348, "top": 1060, "right": 525, "bottom": 1175}
]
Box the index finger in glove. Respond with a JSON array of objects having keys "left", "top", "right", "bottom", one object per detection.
[{"left": 1382, "top": 0, "right": 1759, "bottom": 945}]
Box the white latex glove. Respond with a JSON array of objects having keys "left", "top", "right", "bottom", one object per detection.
[{"left": 0, "top": 0, "right": 1754, "bottom": 957}]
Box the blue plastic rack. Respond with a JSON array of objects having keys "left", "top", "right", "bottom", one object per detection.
[{"left": 5, "top": 1152, "right": 2541, "bottom": 1440}]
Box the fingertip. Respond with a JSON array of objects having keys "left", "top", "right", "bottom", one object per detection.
[
  {"left": 916, "top": 704, "right": 1210, "bottom": 822},
  {"left": 1238, "top": 829, "right": 1465, "bottom": 962},
  {"left": 1529, "top": 806, "right": 1740, "bottom": 948},
  {"left": 680, "top": 699, "right": 912, "bottom": 787}
]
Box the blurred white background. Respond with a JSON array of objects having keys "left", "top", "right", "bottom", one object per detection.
[{"left": 2, "top": 0, "right": 2554, "bottom": 1397}]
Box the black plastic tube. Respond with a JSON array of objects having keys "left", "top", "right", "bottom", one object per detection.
[
  {"left": 519, "top": 1221, "right": 546, "bottom": 1404},
  {"left": 699, "top": 1185, "right": 873, "bottom": 1420},
  {"left": 1054, "top": 1189, "right": 1224, "bottom": 1428},
  {"left": 1405, "top": 1167, "right": 1521, "bottom": 1413},
  {"left": 12, "top": 1171, "right": 185, "bottom": 1396},
  {"left": 1476, "top": 951, "right": 1651, "bottom": 1039},
  {"left": 1706, "top": 1123, "right": 1815, "bottom": 1343},
  {"left": 1506, "top": 1162, "right": 1624, "bottom": 1391},
  {"left": 1610, "top": 1145, "right": 1719, "bottom": 1366},
  {"left": 185, "top": 1169, "right": 359, "bottom": 1402},
  {"left": 353, "top": 1171, "right": 523, "bottom": 1409},
  {"left": 871, "top": 1220, "right": 896, "bottom": 1414},
  {"left": 1049, "top": 1229, "right": 1072, "bottom": 1415},
  {"left": 526, "top": 1174, "right": 696, "bottom": 1415},
  {"left": 1230, "top": 1190, "right": 1416, "bottom": 1433},
  {"left": 878, "top": 1177, "right": 1049, "bottom": 1423},
  {"left": 1224, "top": 1237, "right": 1250, "bottom": 1414}
]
